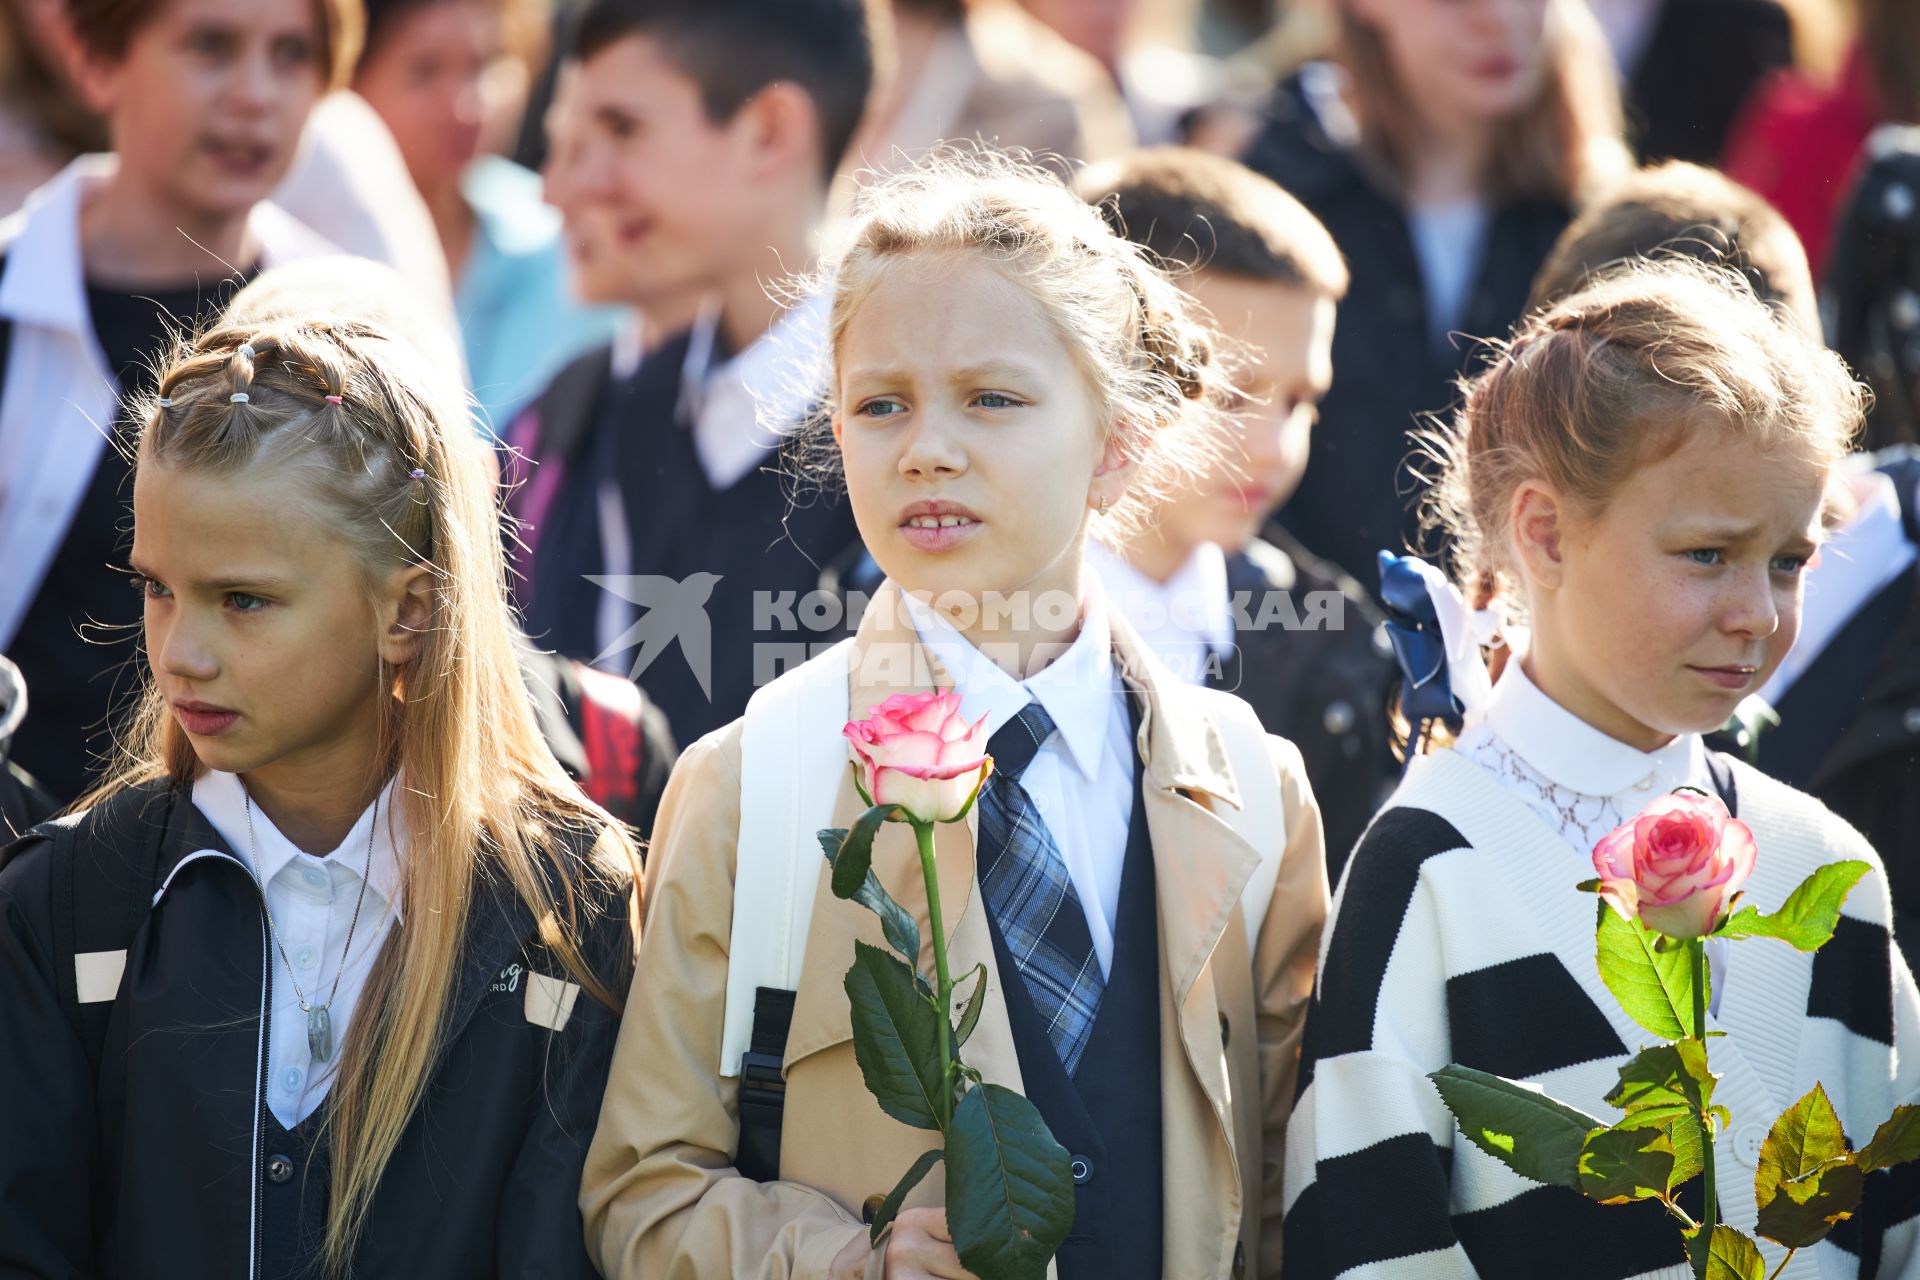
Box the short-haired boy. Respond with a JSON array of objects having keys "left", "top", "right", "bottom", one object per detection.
[
  {"left": 1079, "top": 145, "right": 1398, "bottom": 875},
  {"left": 509, "top": 0, "right": 873, "bottom": 748}
]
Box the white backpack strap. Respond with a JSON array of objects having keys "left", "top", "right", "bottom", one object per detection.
[
  {"left": 1205, "top": 694, "right": 1288, "bottom": 949},
  {"left": 720, "top": 638, "right": 857, "bottom": 1077}
]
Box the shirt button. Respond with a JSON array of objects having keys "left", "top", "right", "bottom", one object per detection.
[
  {"left": 1633, "top": 775, "right": 1655, "bottom": 791},
  {"left": 302, "top": 867, "right": 327, "bottom": 890},
  {"left": 1032, "top": 792, "right": 1051, "bottom": 815},
  {"left": 1070, "top": 1155, "right": 1093, "bottom": 1185},
  {"left": 294, "top": 946, "right": 318, "bottom": 970},
  {"left": 282, "top": 1067, "right": 302, "bottom": 1093},
  {"left": 266, "top": 1153, "right": 294, "bottom": 1184}
]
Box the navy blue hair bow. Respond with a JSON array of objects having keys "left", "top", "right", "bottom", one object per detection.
[
  {"left": 1378, "top": 551, "right": 1464, "bottom": 735},
  {"left": 1378, "top": 550, "right": 1505, "bottom": 746}
]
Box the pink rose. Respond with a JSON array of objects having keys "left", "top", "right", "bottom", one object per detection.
[
  {"left": 844, "top": 690, "right": 992, "bottom": 825},
  {"left": 1592, "top": 790, "right": 1758, "bottom": 939}
]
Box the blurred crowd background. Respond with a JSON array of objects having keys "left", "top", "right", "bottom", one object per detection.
[{"left": 5, "top": 0, "right": 1920, "bottom": 936}]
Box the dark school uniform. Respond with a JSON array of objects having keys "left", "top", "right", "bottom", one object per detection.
[
  {"left": 1213, "top": 532, "right": 1398, "bottom": 880},
  {"left": 508, "top": 331, "right": 861, "bottom": 748},
  {"left": 0, "top": 779, "right": 634, "bottom": 1279}
]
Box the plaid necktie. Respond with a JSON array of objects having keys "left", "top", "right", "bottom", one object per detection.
[{"left": 977, "top": 700, "right": 1104, "bottom": 1076}]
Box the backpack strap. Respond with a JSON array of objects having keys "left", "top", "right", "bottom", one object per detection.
[
  {"left": 722, "top": 638, "right": 857, "bottom": 1078},
  {"left": 723, "top": 639, "right": 855, "bottom": 1183},
  {"left": 37, "top": 784, "right": 177, "bottom": 1072}
]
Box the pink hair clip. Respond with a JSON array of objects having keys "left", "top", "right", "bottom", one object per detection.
[{"left": 325, "top": 395, "right": 343, "bottom": 405}]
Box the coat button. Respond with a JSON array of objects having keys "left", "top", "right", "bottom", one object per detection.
[
  {"left": 267, "top": 1154, "right": 294, "bottom": 1184},
  {"left": 862, "top": 1193, "right": 886, "bottom": 1224},
  {"left": 1219, "top": 1011, "right": 1231, "bottom": 1047},
  {"left": 1070, "top": 1156, "right": 1093, "bottom": 1185},
  {"left": 1322, "top": 700, "right": 1356, "bottom": 736},
  {"left": 1233, "top": 1241, "right": 1247, "bottom": 1277},
  {"left": 1734, "top": 1123, "right": 1768, "bottom": 1167}
]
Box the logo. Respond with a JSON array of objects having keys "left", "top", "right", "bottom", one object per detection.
[{"left": 586, "top": 572, "right": 723, "bottom": 693}]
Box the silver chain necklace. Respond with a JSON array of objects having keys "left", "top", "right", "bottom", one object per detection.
[{"left": 243, "top": 790, "right": 376, "bottom": 1064}]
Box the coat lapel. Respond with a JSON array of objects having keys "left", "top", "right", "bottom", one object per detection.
[{"left": 782, "top": 582, "right": 1024, "bottom": 1091}]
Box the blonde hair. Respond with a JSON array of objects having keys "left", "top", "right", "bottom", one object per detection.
[
  {"left": 1423, "top": 259, "right": 1865, "bottom": 638},
  {"left": 802, "top": 149, "right": 1235, "bottom": 542},
  {"left": 1336, "top": 0, "right": 1629, "bottom": 205},
  {"left": 90, "top": 317, "right": 639, "bottom": 1275}
]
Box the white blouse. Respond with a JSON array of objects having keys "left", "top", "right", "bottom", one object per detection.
[{"left": 1454, "top": 661, "right": 1728, "bottom": 1012}]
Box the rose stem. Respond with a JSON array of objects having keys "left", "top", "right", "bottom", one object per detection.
[
  {"left": 915, "top": 819, "right": 956, "bottom": 1128},
  {"left": 1691, "top": 937, "right": 1715, "bottom": 1280}
]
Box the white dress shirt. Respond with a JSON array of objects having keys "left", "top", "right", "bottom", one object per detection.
[
  {"left": 192, "top": 771, "right": 407, "bottom": 1129},
  {"left": 678, "top": 291, "right": 830, "bottom": 491},
  {"left": 1455, "top": 661, "right": 1729, "bottom": 1012},
  {"left": 1085, "top": 539, "right": 1234, "bottom": 686},
  {"left": 903, "top": 587, "right": 1137, "bottom": 978}
]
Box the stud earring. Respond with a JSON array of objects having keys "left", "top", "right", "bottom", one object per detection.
[{"left": 1097, "top": 496, "right": 1109, "bottom": 517}]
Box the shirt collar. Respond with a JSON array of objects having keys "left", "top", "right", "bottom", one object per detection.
[
  {"left": 1484, "top": 660, "right": 1706, "bottom": 798},
  {"left": 1085, "top": 538, "right": 1234, "bottom": 664},
  {"left": 678, "top": 288, "right": 830, "bottom": 435},
  {"left": 191, "top": 770, "right": 407, "bottom": 922},
  {"left": 901, "top": 583, "right": 1119, "bottom": 784}
]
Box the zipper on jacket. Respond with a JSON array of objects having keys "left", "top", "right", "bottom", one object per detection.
[{"left": 158, "top": 848, "right": 271, "bottom": 1280}]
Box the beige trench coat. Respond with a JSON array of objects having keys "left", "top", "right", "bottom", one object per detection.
[{"left": 582, "top": 582, "right": 1330, "bottom": 1279}]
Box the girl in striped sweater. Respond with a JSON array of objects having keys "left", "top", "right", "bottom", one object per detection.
[{"left": 1281, "top": 259, "right": 1920, "bottom": 1280}]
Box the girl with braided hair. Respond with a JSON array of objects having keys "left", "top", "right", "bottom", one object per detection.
[
  {"left": 1282, "top": 260, "right": 1920, "bottom": 1279},
  {"left": 0, "top": 316, "right": 641, "bottom": 1279},
  {"left": 582, "top": 152, "right": 1330, "bottom": 1280}
]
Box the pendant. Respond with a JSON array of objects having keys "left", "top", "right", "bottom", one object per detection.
[{"left": 307, "top": 1005, "right": 334, "bottom": 1063}]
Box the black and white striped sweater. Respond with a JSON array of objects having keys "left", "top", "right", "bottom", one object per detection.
[{"left": 1280, "top": 748, "right": 1920, "bottom": 1279}]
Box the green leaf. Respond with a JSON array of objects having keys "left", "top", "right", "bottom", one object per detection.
[
  {"left": 946, "top": 1083, "right": 1075, "bottom": 1280},
  {"left": 1577, "top": 1125, "right": 1676, "bottom": 1204},
  {"left": 1860, "top": 1106, "right": 1920, "bottom": 1174},
  {"left": 1718, "top": 861, "right": 1870, "bottom": 952},
  {"left": 953, "top": 963, "right": 988, "bottom": 1048},
  {"left": 1705, "top": 1226, "right": 1766, "bottom": 1280},
  {"left": 1606, "top": 1040, "right": 1718, "bottom": 1130},
  {"left": 1596, "top": 904, "right": 1698, "bottom": 1041},
  {"left": 868, "top": 1148, "right": 944, "bottom": 1245},
  {"left": 1574, "top": 878, "right": 1602, "bottom": 893},
  {"left": 819, "top": 828, "right": 922, "bottom": 962},
  {"left": 830, "top": 805, "right": 905, "bottom": 901},
  {"left": 844, "top": 942, "right": 945, "bottom": 1130},
  {"left": 1757, "top": 1084, "right": 1851, "bottom": 1213},
  {"left": 1756, "top": 1160, "right": 1864, "bottom": 1248},
  {"left": 1429, "top": 1065, "right": 1603, "bottom": 1189}
]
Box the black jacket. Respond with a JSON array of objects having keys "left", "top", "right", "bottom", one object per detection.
[
  {"left": 1212, "top": 534, "right": 1397, "bottom": 881},
  {"left": 1241, "top": 73, "right": 1573, "bottom": 591},
  {"left": 0, "top": 780, "right": 634, "bottom": 1279}
]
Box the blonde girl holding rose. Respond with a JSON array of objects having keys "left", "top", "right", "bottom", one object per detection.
[
  {"left": 581, "top": 152, "right": 1332, "bottom": 1280},
  {"left": 1280, "top": 259, "right": 1920, "bottom": 1280},
  {"left": 0, "top": 316, "right": 640, "bottom": 1278}
]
